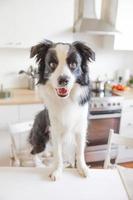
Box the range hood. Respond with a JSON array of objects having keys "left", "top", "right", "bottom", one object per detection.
[{"left": 74, "top": 0, "right": 118, "bottom": 35}]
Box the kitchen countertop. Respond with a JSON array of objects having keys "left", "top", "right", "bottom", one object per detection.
[
  {"left": 0, "top": 89, "right": 42, "bottom": 105},
  {"left": 0, "top": 87, "right": 133, "bottom": 106}
]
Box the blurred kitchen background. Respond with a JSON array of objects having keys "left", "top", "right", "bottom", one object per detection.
[
  {"left": 0, "top": 0, "right": 133, "bottom": 89},
  {"left": 1, "top": 0, "right": 133, "bottom": 168}
]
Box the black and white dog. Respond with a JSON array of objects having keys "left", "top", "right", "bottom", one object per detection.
[{"left": 29, "top": 40, "right": 95, "bottom": 181}]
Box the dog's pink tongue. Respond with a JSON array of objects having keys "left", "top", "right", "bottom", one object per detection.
[{"left": 58, "top": 88, "right": 68, "bottom": 94}]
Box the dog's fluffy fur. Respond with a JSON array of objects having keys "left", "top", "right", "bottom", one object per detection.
[{"left": 29, "top": 40, "right": 95, "bottom": 180}]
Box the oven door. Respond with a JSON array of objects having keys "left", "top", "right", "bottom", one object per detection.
[
  {"left": 88, "top": 111, "right": 121, "bottom": 146},
  {"left": 85, "top": 110, "right": 121, "bottom": 162}
]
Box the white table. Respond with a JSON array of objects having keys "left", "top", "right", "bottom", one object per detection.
[
  {"left": 117, "top": 166, "right": 133, "bottom": 200},
  {"left": 0, "top": 167, "right": 128, "bottom": 200}
]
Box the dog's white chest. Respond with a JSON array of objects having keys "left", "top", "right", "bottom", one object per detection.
[
  {"left": 38, "top": 84, "right": 89, "bottom": 134},
  {"left": 49, "top": 100, "right": 88, "bottom": 133}
]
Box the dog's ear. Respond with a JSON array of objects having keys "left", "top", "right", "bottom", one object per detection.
[
  {"left": 30, "top": 40, "right": 53, "bottom": 84},
  {"left": 30, "top": 39, "right": 53, "bottom": 58},
  {"left": 30, "top": 44, "right": 41, "bottom": 58},
  {"left": 72, "top": 41, "right": 95, "bottom": 62}
]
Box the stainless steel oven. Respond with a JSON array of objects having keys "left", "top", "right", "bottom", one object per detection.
[{"left": 85, "top": 92, "right": 123, "bottom": 163}]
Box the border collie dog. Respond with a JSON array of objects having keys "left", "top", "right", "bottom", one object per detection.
[{"left": 30, "top": 40, "right": 95, "bottom": 181}]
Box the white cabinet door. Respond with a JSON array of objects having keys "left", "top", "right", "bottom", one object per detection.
[
  {"left": 0, "top": 105, "right": 19, "bottom": 128},
  {"left": 0, "top": 105, "right": 19, "bottom": 166},
  {"left": 119, "top": 100, "right": 133, "bottom": 162},
  {"left": 0, "top": 104, "right": 44, "bottom": 127},
  {"left": 19, "top": 104, "right": 44, "bottom": 122},
  {"left": 120, "top": 101, "right": 133, "bottom": 137},
  {"left": 0, "top": 0, "right": 74, "bottom": 48},
  {"left": 0, "top": 129, "right": 10, "bottom": 166}
]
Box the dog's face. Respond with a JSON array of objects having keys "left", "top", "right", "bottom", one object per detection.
[{"left": 30, "top": 40, "right": 95, "bottom": 98}]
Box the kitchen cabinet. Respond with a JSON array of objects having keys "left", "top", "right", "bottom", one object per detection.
[
  {"left": 0, "top": 104, "right": 44, "bottom": 128},
  {"left": 19, "top": 104, "right": 44, "bottom": 122},
  {"left": 114, "top": 0, "right": 133, "bottom": 50},
  {"left": 0, "top": 103, "right": 44, "bottom": 166},
  {"left": 120, "top": 100, "right": 133, "bottom": 137},
  {"left": 0, "top": 105, "right": 19, "bottom": 128},
  {"left": 0, "top": 105, "right": 18, "bottom": 166},
  {"left": 119, "top": 100, "right": 133, "bottom": 162},
  {"left": 0, "top": 0, "right": 74, "bottom": 48}
]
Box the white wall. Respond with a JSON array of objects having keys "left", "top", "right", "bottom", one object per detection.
[
  {"left": 0, "top": 48, "right": 30, "bottom": 74},
  {"left": 90, "top": 49, "right": 133, "bottom": 80},
  {"left": 0, "top": 48, "right": 30, "bottom": 88}
]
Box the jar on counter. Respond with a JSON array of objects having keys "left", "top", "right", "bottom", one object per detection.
[{"left": 104, "top": 80, "right": 112, "bottom": 92}]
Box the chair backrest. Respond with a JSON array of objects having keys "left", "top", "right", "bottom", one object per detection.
[
  {"left": 8, "top": 121, "right": 33, "bottom": 152},
  {"left": 9, "top": 121, "right": 33, "bottom": 135},
  {"left": 104, "top": 129, "right": 133, "bottom": 169}
]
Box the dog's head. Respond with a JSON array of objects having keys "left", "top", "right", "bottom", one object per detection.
[{"left": 30, "top": 40, "right": 95, "bottom": 98}]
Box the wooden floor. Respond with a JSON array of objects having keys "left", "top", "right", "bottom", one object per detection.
[
  {"left": 120, "top": 162, "right": 133, "bottom": 168},
  {"left": 89, "top": 161, "right": 133, "bottom": 169}
]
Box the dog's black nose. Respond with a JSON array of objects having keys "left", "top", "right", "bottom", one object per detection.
[{"left": 58, "top": 75, "right": 69, "bottom": 86}]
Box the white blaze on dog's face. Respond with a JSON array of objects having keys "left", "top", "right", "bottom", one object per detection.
[
  {"left": 48, "top": 44, "right": 76, "bottom": 98},
  {"left": 30, "top": 40, "right": 95, "bottom": 100}
]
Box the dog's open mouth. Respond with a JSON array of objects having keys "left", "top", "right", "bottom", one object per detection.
[{"left": 56, "top": 87, "right": 69, "bottom": 97}]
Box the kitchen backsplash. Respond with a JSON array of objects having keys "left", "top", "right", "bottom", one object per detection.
[
  {"left": 0, "top": 47, "right": 133, "bottom": 88},
  {"left": 89, "top": 49, "right": 133, "bottom": 81}
]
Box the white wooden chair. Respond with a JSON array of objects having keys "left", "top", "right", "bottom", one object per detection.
[
  {"left": 8, "top": 121, "right": 76, "bottom": 168},
  {"left": 104, "top": 129, "right": 133, "bottom": 169},
  {"left": 8, "top": 121, "right": 34, "bottom": 167},
  {"left": 9, "top": 121, "right": 54, "bottom": 167}
]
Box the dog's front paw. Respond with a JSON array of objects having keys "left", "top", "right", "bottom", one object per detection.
[
  {"left": 49, "top": 169, "right": 62, "bottom": 181},
  {"left": 77, "top": 164, "right": 90, "bottom": 177}
]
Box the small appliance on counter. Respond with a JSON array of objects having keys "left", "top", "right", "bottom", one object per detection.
[
  {"left": 91, "top": 77, "right": 113, "bottom": 93},
  {"left": 91, "top": 79, "right": 105, "bottom": 92},
  {"left": 0, "top": 84, "right": 11, "bottom": 99},
  {"left": 19, "top": 66, "right": 38, "bottom": 90}
]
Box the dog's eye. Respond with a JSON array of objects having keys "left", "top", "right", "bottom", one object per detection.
[
  {"left": 49, "top": 62, "right": 57, "bottom": 70},
  {"left": 69, "top": 63, "right": 77, "bottom": 70}
]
